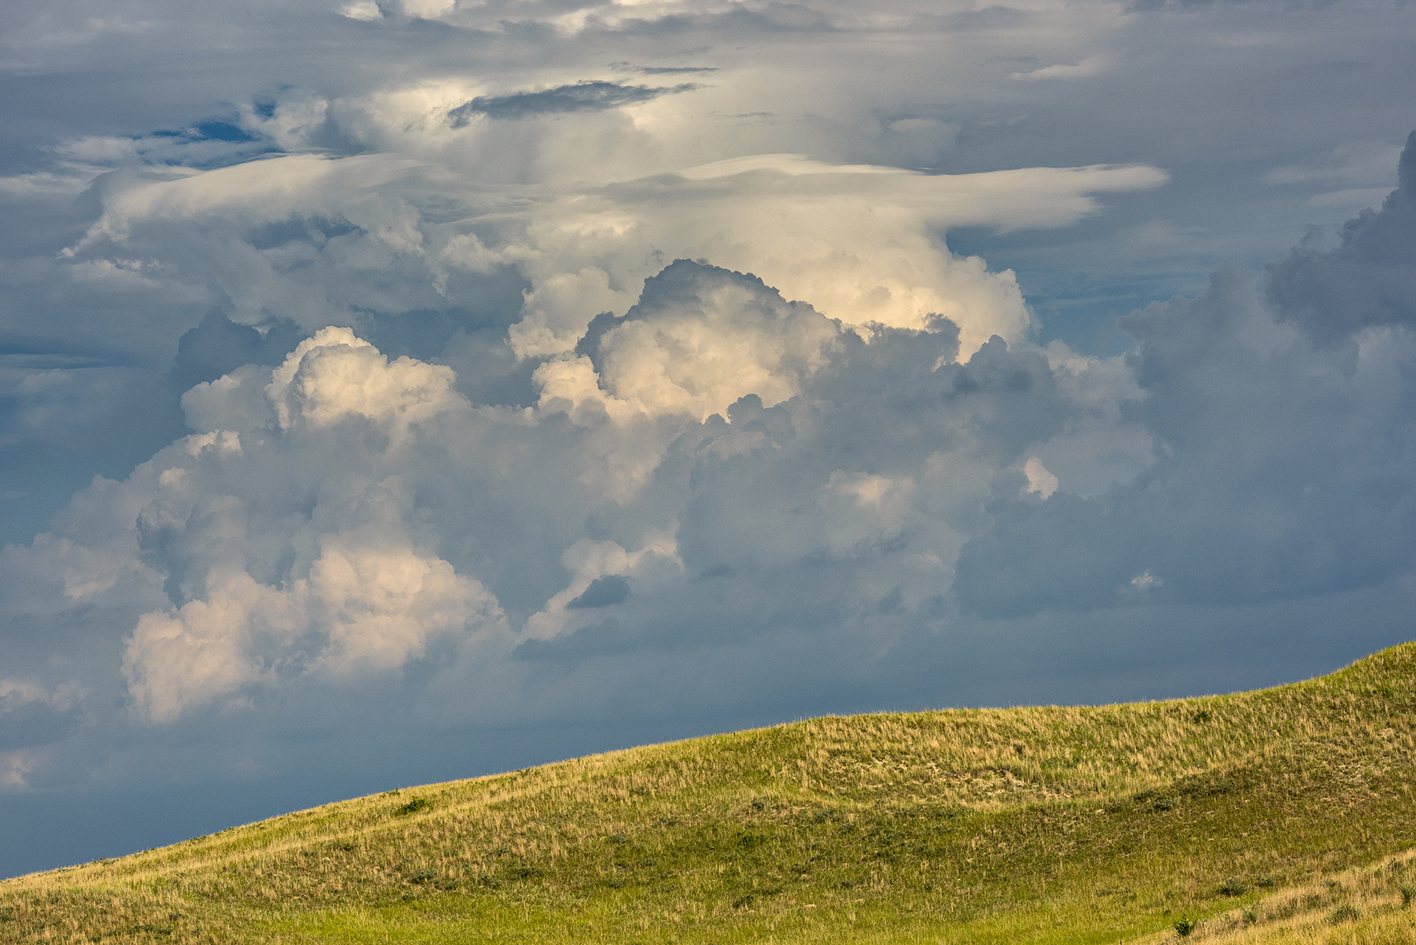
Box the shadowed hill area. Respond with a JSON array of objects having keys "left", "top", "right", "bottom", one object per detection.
[{"left": 4, "top": 644, "right": 1416, "bottom": 943}]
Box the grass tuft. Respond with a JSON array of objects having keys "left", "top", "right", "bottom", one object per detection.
[{"left": 1219, "top": 877, "right": 1249, "bottom": 896}]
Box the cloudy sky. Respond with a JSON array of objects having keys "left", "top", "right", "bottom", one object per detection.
[{"left": 2, "top": 0, "right": 1415, "bottom": 877}]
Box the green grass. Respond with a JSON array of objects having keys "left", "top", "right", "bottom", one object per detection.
[{"left": 4, "top": 643, "right": 1416, "bottom": 943}]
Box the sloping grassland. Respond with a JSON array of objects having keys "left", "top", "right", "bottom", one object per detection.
[{"left": 3, "top": 644, "right": 1415, "bottom": 944}]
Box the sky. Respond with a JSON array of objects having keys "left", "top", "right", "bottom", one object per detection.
[{"left": 1, "top": 0, "right": 1415, "bottom": 879}]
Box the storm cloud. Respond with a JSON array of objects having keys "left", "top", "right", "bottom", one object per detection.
[
  {"left": 1268, "top": 130, "right": 1416, "bottom": 344},
  {"left": 2, "top": 0, "right": 1415, "bottom": 881}
]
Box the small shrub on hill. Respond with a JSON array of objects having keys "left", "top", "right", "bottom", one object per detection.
[
  {"left": 1327, "top": 903, "right": 1360, "bottom": 924},
  {"left": 394, "top": 796, "right": 431, "bottom": 816}
]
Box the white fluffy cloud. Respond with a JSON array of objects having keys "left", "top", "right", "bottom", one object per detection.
[
  {"left": 539, "top": 260, "right": 843, "bottom": 422},
  {"left": 123, "top": 535, "right": 499, "bottom": 723},
  {"left": 264, "top": 326, "right": 466, "bottom": 432},
  {"left": 7, "top": 327, "right": 502, "bottom": 725},
  {"left": 0, "top": 262, "right": 1110, "bottom": 731},
  {"left": 13, "top": 196, "right": 1416, "bottom": 739}
]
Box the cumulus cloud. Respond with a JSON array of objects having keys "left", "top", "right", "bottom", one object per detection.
[
  {"left": 955, "top": 259, "right": 1416, "bottom": 618},
  {"left": 1267, "top": 131, "right": 1416, "bottom": 343},
  {"left": 1023, "top": 457, "right": 1058, "bottom": 498},
  {"left": 0, "top": 258, "right": 1101, "bottom": 730},
  {"left": 339, "top": 2, "right": 383, "bottom": 21},
  {"left": 565, "top": 259, "right": 843, "bottom": 421},
  {"left": 8, "top": 141, "right": 1416, "bottom": 749},
  {"left": 25, "top": 174, "right": 1416, "bottom": 730},
  {"left": 3, "top": 326, "right": 501, "bottom": 726},
  {"left": 123, "top": 570, "right": 288, "bottom": 723},
  {"left": 123, "top": 535, "right": 498, "bottom": 722},
  {"left": 264, "top": 326, "right": 466, "bottom": 432}
]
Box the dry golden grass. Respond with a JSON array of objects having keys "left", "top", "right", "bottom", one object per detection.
[
  {"left": 1136, "top": 851, "right": 1416, "bottom": 945},
  {"left": 3, "top": 642, "right": 1414, "bottom": 943}
]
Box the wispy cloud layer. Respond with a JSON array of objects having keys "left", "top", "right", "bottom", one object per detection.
[{"left": 449, "top": 81, "right": 701, "bottom": 125}]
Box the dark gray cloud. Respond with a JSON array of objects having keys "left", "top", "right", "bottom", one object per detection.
[
  {"left": 448, "top": 81, "right": 700, "bottom": 126},
  {"left": 170, "top": 309, "right": 303, "bottom": 392},
  {"left": 1267, "top": 131, "right": 1416, "bottom": 344},
  {"left": 955, "top": 255, "right": 1416, "bottom": 619},
  {"left": 566, "top": 574, "right": 631, "bottom": 608}
]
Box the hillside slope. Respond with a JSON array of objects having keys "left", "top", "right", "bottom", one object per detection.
[{"left": 4, "top": 644, "right": 1416, "bottom": 944}]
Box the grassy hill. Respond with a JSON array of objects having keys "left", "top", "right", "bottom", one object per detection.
[{"left": 4, "top": 644, "right": 1416, "bottom": 944}]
